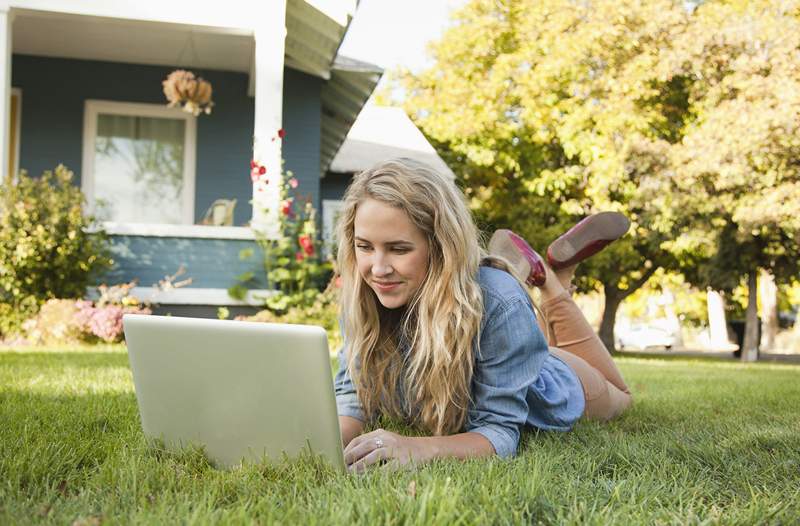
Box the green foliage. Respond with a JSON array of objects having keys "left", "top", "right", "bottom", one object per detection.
[
  {"left": 620, "top": 269, "right": 708, "bottom": 327},
  {"left": 660, "top": 0, "right": 800, "bottom": 291},
  {"left": 400, "top": 0, "right": 800, "bottom": 348},
  {"left": 231, "top": 173, "right": 333, "bottom": 314},
  {"left": 0, "top": 165, "right": 112, "bottom": 337}
]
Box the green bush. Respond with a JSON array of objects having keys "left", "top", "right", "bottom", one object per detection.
[{"left": 0, "top": 165, "right": 112, "bottom": 337}]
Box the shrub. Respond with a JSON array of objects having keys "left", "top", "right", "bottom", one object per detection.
[
  {"left": 20, "top": 282, "right": 151, "bottom": 345},
  {"left": 0, "top": 165, "right": 112, "bottom": 337},
  {"left": 20, "top": 299, "right": 87, "bottom": 346}
]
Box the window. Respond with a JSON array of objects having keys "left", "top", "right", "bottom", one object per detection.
[
  {"left": 82, "top": 100, "right": 196, "bottom": 224},
  {"left": 322, "top": 199, "right": 345, "bottom": 257}
]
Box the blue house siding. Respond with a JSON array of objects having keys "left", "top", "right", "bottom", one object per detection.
[
  {"left": 106, "top": 236, "right": 267, "bottom": 290},
  {"left": 321, "top": 172, "right": 353, "bottom": 201},
  {"left": 11, "top": 54, "right": 323, "bottom": 226},
  {"left": 282, "top": 68, "right": 323, "bottom": 211}
]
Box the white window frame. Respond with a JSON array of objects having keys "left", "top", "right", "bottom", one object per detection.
[{"left": 82, "top": 99, "right": 197, "bottom": 225}]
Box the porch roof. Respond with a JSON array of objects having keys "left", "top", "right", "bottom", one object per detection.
[{"left": 321, "top": 55, "right": 383, "bottom": 174}]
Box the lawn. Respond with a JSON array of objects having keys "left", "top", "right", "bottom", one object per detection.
[{"left": 1, "top": 347, "right": 799, "bottom": 525}]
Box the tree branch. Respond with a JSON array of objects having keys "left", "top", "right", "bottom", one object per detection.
[{"left": 620, "top": 265, "right": 659, "bottom": 300}]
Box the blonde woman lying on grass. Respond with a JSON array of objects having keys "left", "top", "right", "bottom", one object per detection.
[{"left": 334, "top": 158, "right": 633, "bottom": 473}]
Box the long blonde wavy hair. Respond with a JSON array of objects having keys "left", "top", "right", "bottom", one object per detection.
[{"left": 336, "top": 158, "right": 491, "bottom": 436}]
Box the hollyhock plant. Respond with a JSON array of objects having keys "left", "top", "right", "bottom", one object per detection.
[{"left": 232, "top": 128, "right": 332, "bottom": 313}]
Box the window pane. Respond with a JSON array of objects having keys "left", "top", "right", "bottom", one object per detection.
[{"left": 93, "top": 113, "right": 186, "bottom": 223}]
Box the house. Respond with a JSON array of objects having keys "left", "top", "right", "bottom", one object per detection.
[{"left": 2, "top": 1, "right": 452, "bottom": 316}]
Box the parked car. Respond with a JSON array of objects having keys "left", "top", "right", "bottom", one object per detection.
[{"left": 615, "top": 324, "right": 679, "bottom": 351}]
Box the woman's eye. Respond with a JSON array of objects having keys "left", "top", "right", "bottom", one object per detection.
[
  {"left": 392, "top": 247, "right": 410, "bottom": 253},
  {"left": 356, "top": 244, "right": 371, "bottom": 251}
]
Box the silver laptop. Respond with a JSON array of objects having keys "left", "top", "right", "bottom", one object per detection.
[{"left": 122, "top": 314, "right": 345, "bottom": 471}]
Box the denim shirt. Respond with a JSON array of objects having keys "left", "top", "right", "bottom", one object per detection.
[{"left": 334, "top": 266, "right": 585, "bottom": 458}]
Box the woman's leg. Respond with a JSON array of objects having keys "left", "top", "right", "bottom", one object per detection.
[
  {"left": 538, "top": 264, "right": 630, "bottom": 395},
  {"left": 487, "top": 220, "right": 633, "bottom": 418},
  {"left": 549, "top": 346, "right": 631, "bottom": 421}
]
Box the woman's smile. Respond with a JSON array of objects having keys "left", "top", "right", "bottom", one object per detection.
[{"left": 372, "top": 280, "right": 402, "bottom": 293}]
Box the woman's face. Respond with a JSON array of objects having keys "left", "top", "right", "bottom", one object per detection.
[{"left": 353, "top": 198, "right": 430, "bottom": 309}]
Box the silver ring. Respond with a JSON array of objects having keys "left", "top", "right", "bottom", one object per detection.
[{"left": 374, "top": 438, "right": 384, "bottom": 449}]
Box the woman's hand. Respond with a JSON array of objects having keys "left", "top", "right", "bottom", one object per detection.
[{"left": 343, "top": 428, "right": 431, "bottom": 473}]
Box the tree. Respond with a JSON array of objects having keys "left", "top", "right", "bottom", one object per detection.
[
  {"left": 400, "top": 0, "right": 800, "bottom": 355},
  {"left": 660, "top": 0, "right": 800, "bottom": 361},
  {"left": 401, "top": 0, "right": 689, "bottom": 350}
]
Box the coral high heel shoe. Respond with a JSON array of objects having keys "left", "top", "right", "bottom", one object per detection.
[
  {"left": 546, "top": 212, "right": 630, "bottom": 270},
  {"left": 488, "top": 229, "right": 547, "bottom": 287}
]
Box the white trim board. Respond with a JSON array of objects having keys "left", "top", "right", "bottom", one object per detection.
[
  {"left": 86, "top": 287, "right": 275, "bottom": 306},
  {"left": 102, "top": 222, "right": 257, "bottom": 241}
]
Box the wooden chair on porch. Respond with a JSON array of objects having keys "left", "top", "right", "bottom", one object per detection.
[{"left": 199, "top": 198, "right": 237, "bottom": 226}]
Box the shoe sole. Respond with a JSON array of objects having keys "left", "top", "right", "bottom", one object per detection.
[
  {"left": 548, "top": 212, "right": 630, "bottom": 263},
  {"left": 488, "top": 229, "right": 531, "bottom": 282}
]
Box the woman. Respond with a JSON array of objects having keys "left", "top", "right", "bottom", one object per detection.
[{"left": 334, "top": 158, "right": 632, "bottom": 473}]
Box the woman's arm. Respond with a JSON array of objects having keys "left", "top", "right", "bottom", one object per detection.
[
  {"left": 339, "top": 415, "right": 365, "bottom": 448},
  {"left": 343, "top": 428, "right": 495, "bottom": 473}
]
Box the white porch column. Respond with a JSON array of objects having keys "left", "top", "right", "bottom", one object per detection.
[
  {"left": 0, "top": 3, "right": 12, "bottom": 182},
  {"left": 251, "top": 1, "right": 287, "bottom": 236}
]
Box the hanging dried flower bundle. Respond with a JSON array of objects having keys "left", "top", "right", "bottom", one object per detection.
[{"left": 162, "top": 69, "right": 214, "bottom": 116}]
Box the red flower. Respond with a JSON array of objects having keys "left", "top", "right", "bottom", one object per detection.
[
  {"left": 281, "top": 199, "right": 293, "bottom": 216},
  {"left": 277, "top": 128, "right": 286, "bottom": 139},
  {"left": 259, "top": 165, "right": 266, "bottom": 175},
  {"left": 298, "top": 234, "right": 314, "bottom": 257},
  {"left": 250, "top": 160, "right": 257, "bottom": 169},
  {"left": 295, "top": 251, "right": 305, "bottom": 261}
]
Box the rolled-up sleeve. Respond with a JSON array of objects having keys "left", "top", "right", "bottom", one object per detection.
[
  {"left": 333, "top": 345, "right": 366, "bottom": 422},
  {"left": 466, "top": 297, "right": 549, "bottom": 458}
]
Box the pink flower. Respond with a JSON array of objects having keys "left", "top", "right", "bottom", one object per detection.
[
  {"left": 295, "top": 251, "right": 305, "bottom": 261},
  {"left": 250, "top": 160, "right": 257, "bottom": 169},
  {"left": 288, "top": 178, "right": 298, "bottom": 189}
]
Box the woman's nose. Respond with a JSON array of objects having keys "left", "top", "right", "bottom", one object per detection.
[{"left": 371, "top": 253, "right": 393, "bottom": 276}]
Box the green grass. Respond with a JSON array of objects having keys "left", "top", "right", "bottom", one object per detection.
[{"left": 1, "top": 347, "right": 799, "bottom": 525}]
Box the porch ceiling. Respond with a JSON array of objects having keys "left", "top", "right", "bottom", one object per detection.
[
  {"left": 12, "top": 10, "right": 254, "bottom": 73},
  {"left": 11, "top": 0, "right": 358, "bottom": 79}
]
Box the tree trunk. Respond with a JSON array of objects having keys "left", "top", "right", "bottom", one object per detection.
[
  {"left": 599, "top": 288, "right": 623, "bottom": 353},
  {"left": 741, "top": 270, "right": 760, "bottom": 362},
  {"left": 759, "top": 270, "right": 778, "bottom": 351},
  {"left": 598, "top": 266, "right": 659, "bottom": 353}
]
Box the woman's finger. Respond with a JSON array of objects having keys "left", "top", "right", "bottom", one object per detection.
[
  {"left": 348, "top": 445, "right": 388, "bottom": 474},
  {"left": 344, "top": 433, "right": 386, "bottom": 465}
]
